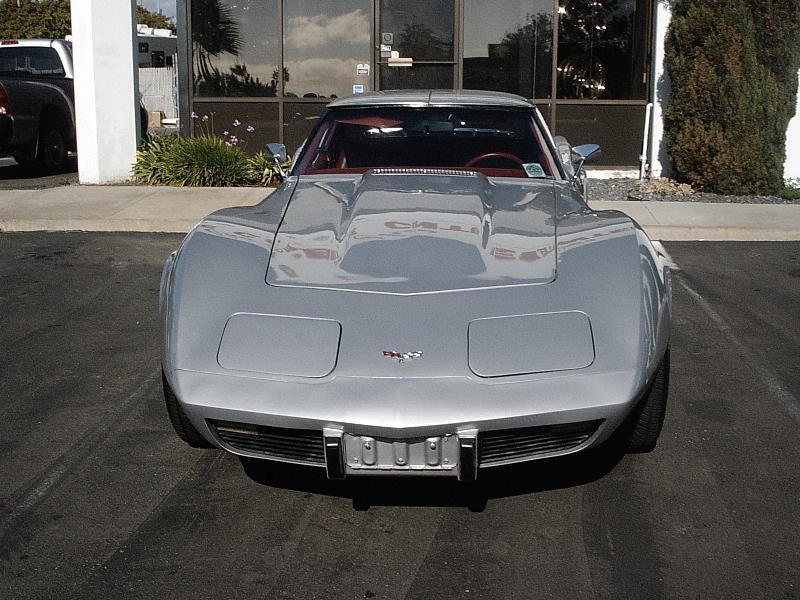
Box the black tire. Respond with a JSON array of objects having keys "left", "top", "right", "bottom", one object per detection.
[
  {"left": 162, "top": 370, "right": 215, "bottom": 448},
  {"left": 626, "top": 347, "right": 670, "bottom": 453},
  {"left": 36, "top": 118, "right": 67, "bottom": 171}
]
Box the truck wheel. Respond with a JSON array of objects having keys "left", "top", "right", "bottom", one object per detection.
[
  {"left": 162, "top": 370, "right": 215, "bottom": 448},
  {"left": 12, "top": 149, "right": 36, "bottom": 166},
  {"left": 626, "top": 348, "right": 670, "bottom": 453},
  {"left": 36, "top": 118, "right": 67, "bottom": 171}
]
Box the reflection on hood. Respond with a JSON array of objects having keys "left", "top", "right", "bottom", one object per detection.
[{"left": 267, "top": 170, "right": 558, "bottom": 293}]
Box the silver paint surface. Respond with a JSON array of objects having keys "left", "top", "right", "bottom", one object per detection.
[{"left": 160, "top": 91, "right": 672, "bottom": 472}]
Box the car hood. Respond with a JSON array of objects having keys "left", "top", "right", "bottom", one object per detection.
[{"left": 267, "top": 170, "right": 558, "bottom": 294}]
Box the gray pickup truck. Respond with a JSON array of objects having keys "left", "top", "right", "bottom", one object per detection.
[{"left": 0, "top": 38, "right": 76, "bottom": 171}]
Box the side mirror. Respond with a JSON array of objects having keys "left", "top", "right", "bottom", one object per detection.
[
  {"left": 265, "top": 143, "right": 288, "bottom": 178},
  {"left": 570, "top": 143, "right": 601, "bottom": 174},
  {"left": 553, "top": 135, "right": 574, "bottom": 179},
  {"left": 569, "top": 144, "right": 601, "bottom": 200},
  {"left": 265, "top": 143, "right": 287, "bottom": 163}
]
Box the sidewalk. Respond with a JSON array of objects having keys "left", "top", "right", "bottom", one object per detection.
[
  {"left": 0, "top": 184, "right": 799, "bottom": 241},
  {"left": 0, "top": 185, "right": 267, "bottom": 234}
]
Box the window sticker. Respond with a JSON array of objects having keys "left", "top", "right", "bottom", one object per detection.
[{"left": 523, "top": 163, "right": 546, "bottom": 178}]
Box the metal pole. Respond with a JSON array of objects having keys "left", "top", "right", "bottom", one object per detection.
[{"left": 640, "top": 102, "right": 652, "bottom": 180}]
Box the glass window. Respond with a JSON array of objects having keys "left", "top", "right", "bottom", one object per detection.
[
  {"left": 379, "top": 0, "right": 454, "bottom": 62},
  {"left": 284, "top": 1, "right": 372, "bottom": 98},
  {"left": 192, "top": 101, "right": 280, "bottom": 152},
  {"left": 556, "top": 0, "right": 650, "bottom": 99},
  {"left": 0, "top": 47, "right": 65, "bottom": 77},
  {"left": 293, "top": 106, "right": 557, "bottom": 178},
  {"left": 463, "top": 0, "right": 554, "bottom": 99},
  {"left": 379, "top": 64, "right": 455, "bottom": 90},
  {"left": 192, "top": 0, "right": 281, "bottom": 97},
  {"left": 283, "top": 102, "right": 327, "bottom": 154},
  {"left": 556, "top": 104, "right": 647, "bottom": 164}
]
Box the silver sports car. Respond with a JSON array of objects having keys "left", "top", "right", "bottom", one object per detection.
[{"left": 161, "top": 90, "right": 671, "bottom": 481}]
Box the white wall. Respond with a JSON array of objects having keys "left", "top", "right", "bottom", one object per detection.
[
  {"left": 649, "top": 0, "right": 673, "bottom": 179},
  {"left": 71, "top": 0, "right": 141, "bottom": 184},
  {"left": 785, "top": 69, "right": 800, "bottom": 181},
  {"left": 139, "top": 67, "right": 177, "bottom": 119}
]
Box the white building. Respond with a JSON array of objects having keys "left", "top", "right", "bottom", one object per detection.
[{"left": 71, "top": 0, "right": 799, "bottom": 184}]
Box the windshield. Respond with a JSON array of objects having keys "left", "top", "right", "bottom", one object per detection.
[{"left": 293, "top": 106, "right": 558, "bottom": 179}]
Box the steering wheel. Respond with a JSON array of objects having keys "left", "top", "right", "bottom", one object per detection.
[{"left": 464, "top": 152, "right": 524, "bottom": 168}]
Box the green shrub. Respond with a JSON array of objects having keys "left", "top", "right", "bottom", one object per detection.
[
  {"left": 161, "top": 135, "right": 251, "bottom": 187},
  {"left": 665, "top": 0, "right": 800, "bottom": 195},
  {"left": 132, "top": 134, "right": 287, "bottom": 187},
  {"left": 781, "top": 179, "right": 800, "bottom": 200},
  {"left": 131, "top": 134, "right": 183, "bottom": 185},
  {"left": 246, "top": 151, "right": 286, "bottom": 186}
]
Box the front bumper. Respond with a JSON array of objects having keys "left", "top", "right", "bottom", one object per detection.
[
  {"left": 171, "top": 368, "right": 640, "bottom": 480},
  {"left": 210, "top": 418, "right": 603, "bottom": 481}
]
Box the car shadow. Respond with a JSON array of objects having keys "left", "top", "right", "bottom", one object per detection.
[
  {"left": 0, "top": 155, "right": 78, "bottom": 187},
  {"left": 239, "top": 441, "right": 627, "bottom": 512}
]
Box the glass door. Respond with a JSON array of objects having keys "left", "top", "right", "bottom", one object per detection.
[{"left": 377, "top": 0, "right": 456, "bottom": 90}]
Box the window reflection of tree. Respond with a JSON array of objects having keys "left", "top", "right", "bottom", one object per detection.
[
  {"left": 463, "top": 12, "right": 553, "bottom": 99},
  {"left": 500, "top": 13, "right": 553, "bottom": 98},
  {"left": 192, "top": 0, "right": 287, "bottom": 97},
  {"left": 398, "top": 21, "right": 453, "bottom": 61},
  {"left": 557, "top": 0, "right": 632, "bottom": 99}
]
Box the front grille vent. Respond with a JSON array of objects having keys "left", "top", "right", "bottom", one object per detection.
[
  {"left": 210, "top": 420, "right": 324, "bottom": 465},
  {"left": 479, "top": 420, "right": 602, "bottom": 467},
  {"left": 210, "top": 419, "right": 601, "bottom": 469}
]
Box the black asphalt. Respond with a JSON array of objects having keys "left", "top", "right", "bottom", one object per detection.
[{"left": 0, "top": 233, "right": 798, "bottom": 599}]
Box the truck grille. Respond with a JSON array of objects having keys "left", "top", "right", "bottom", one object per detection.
[
  {"left": 478, "top": 420, "right": 602, "bottom": 467},
  {"left": 210, "top": 420, "right": 325, "bottom": 466}
]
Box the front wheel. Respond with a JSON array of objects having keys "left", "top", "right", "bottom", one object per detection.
[{"left": 626, "top": 348, "right": 670, "bottom": 452}]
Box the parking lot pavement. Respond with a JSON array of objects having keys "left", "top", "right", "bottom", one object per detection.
[{"left": 0, "top": 233, "right": 798, "bottom": 599}]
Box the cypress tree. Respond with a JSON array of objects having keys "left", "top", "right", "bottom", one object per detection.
[
  {"left": 665, "top": 0, "right": 800, "bottom": 195},
  {"left": 751, "top": 0, "right": 800, "bottom": 184}
]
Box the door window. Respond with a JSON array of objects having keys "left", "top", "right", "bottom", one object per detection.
[{"left": 378, "top": 0, "right": 455, "bottom": 89}]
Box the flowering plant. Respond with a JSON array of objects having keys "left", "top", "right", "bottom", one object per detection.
[{"left": 191, "top": 112, "right": 257, "bottom": 149}]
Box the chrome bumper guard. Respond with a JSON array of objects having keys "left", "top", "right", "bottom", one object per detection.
[{"left": 323, "top": 428, "right": 479, "bottom": 481}]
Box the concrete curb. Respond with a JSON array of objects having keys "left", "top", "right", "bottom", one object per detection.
[
  {"left": 590, "top": 201, "right": 800, "bottom": 241},
  {"left": 0, "top": 185, "right": 799, "bottom": 240}
]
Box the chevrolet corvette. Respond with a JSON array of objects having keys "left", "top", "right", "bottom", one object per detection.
[{"left": 160, "top": 90, "right": 671, "bottom": 481}]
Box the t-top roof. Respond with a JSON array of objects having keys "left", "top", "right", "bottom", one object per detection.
[{"left": 327, "top": 89, "right": 534, "bottom": 110}]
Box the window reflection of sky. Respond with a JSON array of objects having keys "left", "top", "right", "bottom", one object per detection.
[
  {"left": 284, "top": 1, "right": 371, "bottom": 98},
  {"left": 198, "top": 1, "right": 372, "bottom": 99},
  {"left": 193, "top": 0, "right": 643, "bottom": 101}
]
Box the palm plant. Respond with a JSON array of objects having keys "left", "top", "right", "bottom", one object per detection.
[{"left": 192, "top": 0, "right": 242, "bottom": 91}]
